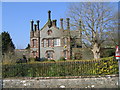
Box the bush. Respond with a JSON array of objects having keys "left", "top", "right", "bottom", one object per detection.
[
  {"left": 3, "top": 53, "right": 17, "bottom": 64},
  {"left": 35, "top": 56, "right": 40, "bottom": 61},
  {"left": 40, "top": 57, "right": 48, "bottom": 61},
  {"left": 101, "top": 49, "right": 115, "bottom": 58},
  {"left": 59, "top": 57, "right": 66, "bottom": 61},
  {"left": 2, "top": 56, "right": 118, "bottom": 78},
  {"left": 15, "top": 55, "right": 28, "bottom": 64},
  {"left": 28, "top": 57, "right": 35, "bottom": 62},
  {"left": 50, "top": 60, "right": 56, "bottom": 62},
  {"left": 94, "top": 57, "right": 118, "bottom": 75}
]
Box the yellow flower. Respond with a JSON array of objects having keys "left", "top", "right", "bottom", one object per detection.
[
  {"left": 110, "top": 66, "right": 113, "bottom": 69},
  {"left": 64, "top": 45, "right": 67, "bottom": 48}
]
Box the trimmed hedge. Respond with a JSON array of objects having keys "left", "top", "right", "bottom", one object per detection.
[{"left": 2, "top": 57, "right": 118, "bottom": 78}]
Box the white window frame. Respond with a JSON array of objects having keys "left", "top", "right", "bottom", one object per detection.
[
  {"left": 44, "top": 39, "right": 46, "bottom": 47},
  {"left": 54, "top": 38, "right": 61, "bottom": 46}
]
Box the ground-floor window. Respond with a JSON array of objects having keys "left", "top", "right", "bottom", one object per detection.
[
  {"left": 64, "top": 50, "right": 67, "bottom": 59},
  {"left": 48, "top": 39, "right": 53, "bottom": 47},
  {"left": 33, "top": 51, "right": 37, "bottom": 57},
  {"left": 46, "top": 50, "right": 54, "bottom": 59}
]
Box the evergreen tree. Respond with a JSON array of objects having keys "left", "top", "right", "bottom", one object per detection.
[
  {"left": 1, "top": 31, "right": 15, "bottom": 54},
  {"left": 25, "top": 44, "right": 30, "bottom": 49},
  {"left": 0, "top": 33, "right": 2, "bottom": 62}
]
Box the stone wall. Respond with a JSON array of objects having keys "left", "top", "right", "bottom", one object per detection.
[{"left": 3, "top": 75, "right": 119, "bottom": 88}]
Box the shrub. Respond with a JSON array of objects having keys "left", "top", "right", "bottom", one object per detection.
[
  {"left": 101, "top": 49, "right": 115, "bottom": 58},
  {"left": 59, "top": 57, "right": 66, "bottom": 61},
  {"left": 50, "top": 60, "right": 56, "bottom": 62},
  {"left": 94, "top": 57, "right": 118, "bottom": 75},
  {"left": 28, "top": 57, "right": 35, "bottom": 62},
  {"left": 40, "top": 57, "right": 48, "bottom": 61},
  {"left": 2, "top": 56, "right": 118, "bottom": 78}
]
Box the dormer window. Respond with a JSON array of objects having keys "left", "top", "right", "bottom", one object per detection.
[{"left": 47, "top": 30, "right": 52, "bottom": 35}]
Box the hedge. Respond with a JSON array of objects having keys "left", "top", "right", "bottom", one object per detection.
[{"left": 2, "top": 56, "right": 118, "bottom": 78}]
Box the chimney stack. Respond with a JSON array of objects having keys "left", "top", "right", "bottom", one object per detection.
[
  {"left": 66, "top": 18, "right": 70, "bottom": 30},
  {"left": 30, "top": 20, "right": 34, "bottom": 31},
  {"left": 48, "top": 10, "right": 51, "bottom": 20},
  {"left": 79, "top": 20, "right": 82, "bottom": 37},
  {"left": 79, "top": 20, "right": 82, "bottom": 29},
  {"left": 36, "top": 20, "right": 40, "bottom": 30},
  {"left": 60, "top": 18, "right": 63, "bottom": 29},
  {"left": 34, "top": 24, "right": 37, "bottom": 31},
  {"left": 52, "top": 20, "right": 57, "bottom": 27},
  {"left": 48, "top": 10, "right": 52, "bottom": 28}
]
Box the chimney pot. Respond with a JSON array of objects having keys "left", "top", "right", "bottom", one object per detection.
[
  {"left": 34, "top": 24, "right": 37, "bottom": 31},
  {"left": 48, "top": 10, "right": 51, "bottom": 20},
  {"left": 36, "top": 20, "right": 40, "bottom": 30},
  {"left": 30, "top": 20, "right": 34, "bottom": 31},
  {"left": 52, "top": 20, "right": 57, "bottom": 27}
]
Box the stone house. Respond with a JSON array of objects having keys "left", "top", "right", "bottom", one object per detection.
[{"left": 30, "top": 10, "right": 82, "bottom": 60}]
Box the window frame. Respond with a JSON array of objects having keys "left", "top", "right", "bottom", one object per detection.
[
  {"left": 54, "top": 38, "right": 61, "bottom": 46},
  {"left": 46, "top": 50, "right": 54, "bottom": 59},
  {"left": 33, "top": 39, "right": 37, "bottom": 47}
]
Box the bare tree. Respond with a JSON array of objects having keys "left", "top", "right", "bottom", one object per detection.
[{"left": 67, "top": 2, "right": 117, "bottom": 59}]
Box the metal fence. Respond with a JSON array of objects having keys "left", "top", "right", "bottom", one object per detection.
[{"left": 2, "top": 57, "right": 118, "bottom": 78}]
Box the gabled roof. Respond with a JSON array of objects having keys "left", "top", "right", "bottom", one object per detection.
[
  {"left": 40, "top": 20, "right": 59, "bottom": 31},
  {"left": 40, "top": 21, "right": 49, "bottom": 30}
]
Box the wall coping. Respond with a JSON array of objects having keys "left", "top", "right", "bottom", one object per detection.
[{"left": 3, "top": 74, "right": 118, "bottom": 80}]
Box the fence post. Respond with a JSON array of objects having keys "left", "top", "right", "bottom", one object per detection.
[{"left": 118, "top": 1, "right": 120, "bottom": 88}]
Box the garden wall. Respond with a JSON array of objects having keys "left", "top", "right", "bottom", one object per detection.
[{"left": 3, "top": 75, "right": 118, "bottom": 88}]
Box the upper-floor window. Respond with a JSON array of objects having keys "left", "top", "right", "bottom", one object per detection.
[
  {"left": 48, "top": 39, "right": 53, "bottom": 47},
  {"left": 47, "top": 30, "right": 52, "bottom": 35},
  {"left": 42, "top": 38, "right": 60, "bottom": 47},
  {"left": 64, "top": 38, "right": 67, "bottom": 45},
  {"left": 44, "top": 39, "right": 47, "bottom": 47},
  {"left": 33, "top": 39, "right": 37, "bottom": 47},
  {"left": 54, "top": 38, "right": 61, "bottom": 46}
]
